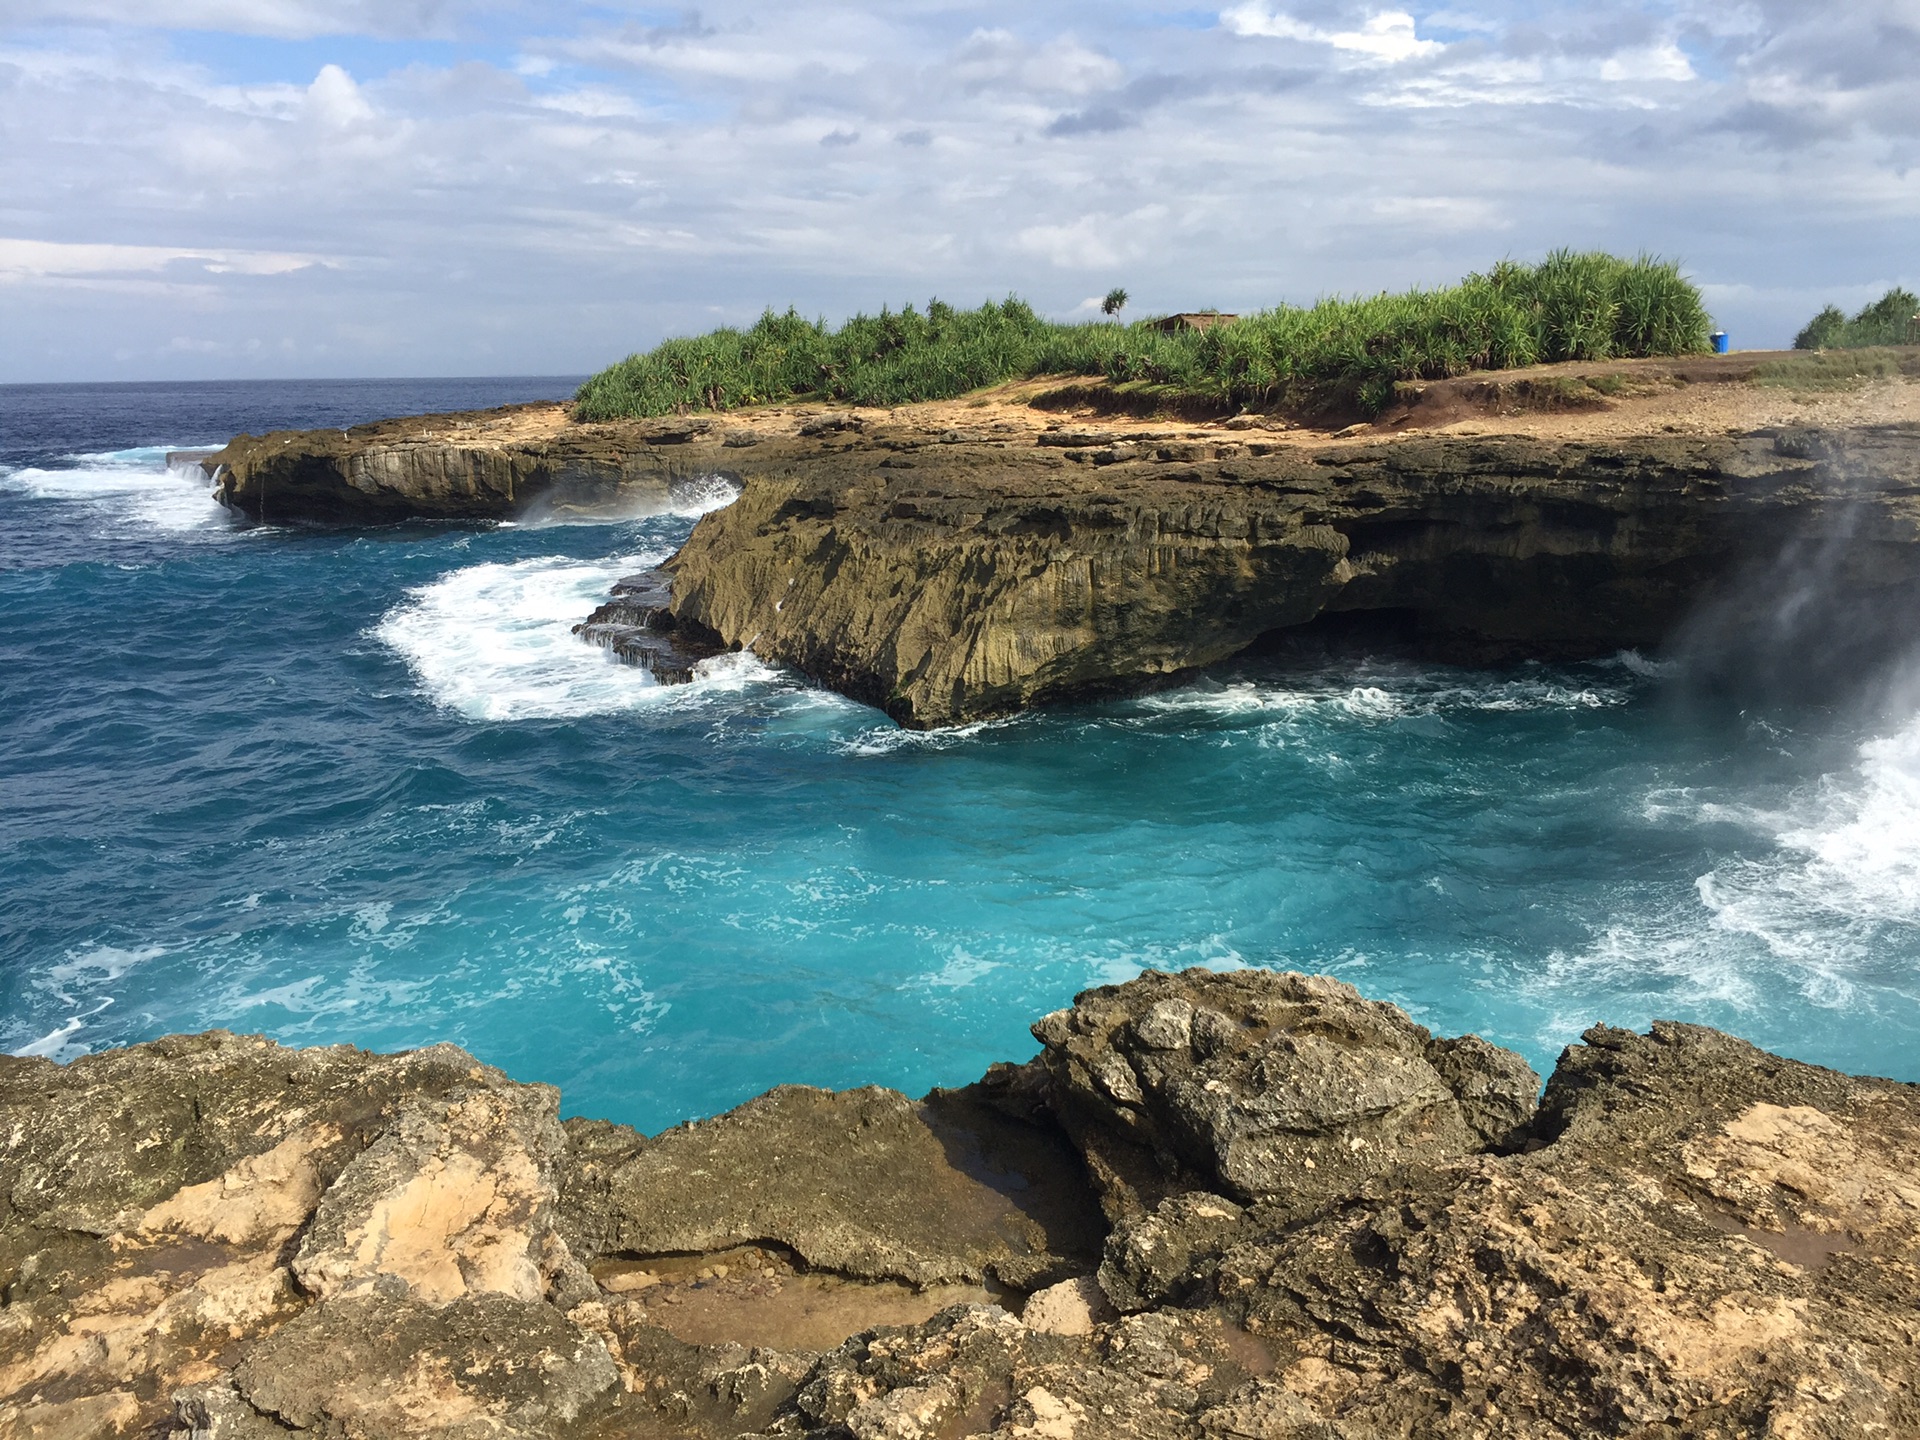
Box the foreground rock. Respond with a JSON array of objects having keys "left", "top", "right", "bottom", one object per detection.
[{"left": 4, "top": 969, "right": 1915, "bottom": 1438}]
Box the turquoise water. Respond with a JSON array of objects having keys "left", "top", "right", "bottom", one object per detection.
[{"left": 4, "top": 381, "right": 1919, "bottom": 1130}]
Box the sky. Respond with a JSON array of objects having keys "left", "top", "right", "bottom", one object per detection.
[{"left": 1, "top": 1, "right": 1916, "bottom": 381}]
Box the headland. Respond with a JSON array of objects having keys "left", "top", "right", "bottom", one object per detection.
[{"left": 205, "top": 349, "right": 1920, "bottom": 727}]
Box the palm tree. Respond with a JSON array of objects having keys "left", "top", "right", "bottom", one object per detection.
[{"left": 1102, "top": 287, "right": 1129, "bottom": 318}]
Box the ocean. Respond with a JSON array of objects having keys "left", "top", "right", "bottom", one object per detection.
[{"left": 3, "top": 378, "right": 1917, "bottom": 1130}]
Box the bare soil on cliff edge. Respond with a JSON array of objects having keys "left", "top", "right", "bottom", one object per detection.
[
  {"left": 281, "top": 348, "right": 1920, "bottom": 462},
  {"left": 348, "top": 348, "right": 1920, "bottom": 458}
]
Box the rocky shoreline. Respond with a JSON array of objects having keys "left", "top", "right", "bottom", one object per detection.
[
  {"left": 4, "top": 967, "right": 1916, "bottom": 1438},
  {"left": 203, "top": 358, "right": 1920, "bottom": 727}
]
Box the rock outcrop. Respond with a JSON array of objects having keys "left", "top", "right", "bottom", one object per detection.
[
  {"left": 204, "top": 375, "right": 1920, "bottom": 728},
  {"left": 4, "top": 968, "right": 1917, "bottom": 1438},
  {"left": 570, "top": 568, "right": 726, "bottom": 684},
  {"left": 1026, "top": 969, "right": 1540, "bottom": 1222},
  {"left": 209, "top": 406, "right": 725, "bottom": 523},
  {"left": 666, "top": 422, "right": 1920, "bottom": 726}
]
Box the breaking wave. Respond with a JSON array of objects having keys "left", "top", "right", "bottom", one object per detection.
[
  {"left": 1129, "top": 668, "right": 1630, "bottom": 725},
  {"left": 374, "top": 550, "right": 787, "bottom": 721},
  {"left": 1694, "top": 716, "right": 1920, "bottom": 980},
  {"left": 0, "top": 446, "right": 230, "bottom": 532}
]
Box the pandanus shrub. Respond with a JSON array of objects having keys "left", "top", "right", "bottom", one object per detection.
[{"left": 574, "top": 253, "right": 1714, "bottom": 422}]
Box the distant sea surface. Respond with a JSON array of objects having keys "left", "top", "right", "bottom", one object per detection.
[{"left": 4, "top": 377, "right": 1918, "bottom": 1129}]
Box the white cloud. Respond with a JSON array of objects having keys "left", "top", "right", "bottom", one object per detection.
[
  {"left": 1221, "top": 6, "right": 1443, "bottom": 63},
  {"left": 0, "top": 1, "right": 1915, "bottom": 379},
  {"left": 304, "top": 64, "right": 374, "bottom": 127},
  {"left": 0, "top": 237, "right": 330, "bottom": 279},
  {"left": 1600, "top": 42, "right": 1695, "bottom": 83},
  {"left": 1, "top": 0, "right": 490, "bottom": 40}
]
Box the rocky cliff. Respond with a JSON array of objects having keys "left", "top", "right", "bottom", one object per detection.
[
  {"left": 4, "top": 969, "right": 1916, "bottom": 1439},
  {"left": 204, "top": 365, "right": 1920, "bottom": 727},
  {"left": 209, "top": 405, "right": 733, "bottom": 523},
  {"left": 665, "top": 422, "right": 1920, "bottom": 725}
]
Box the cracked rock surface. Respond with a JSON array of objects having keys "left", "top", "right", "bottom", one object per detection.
[{"left": 2, "top": 969, "right": 1916, "bottom": 1439}]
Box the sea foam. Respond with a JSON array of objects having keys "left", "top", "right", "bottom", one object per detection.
[
  {"left": 375, "top": 550, "right": 788, "bottom": 721},
  {"left": 1695, "top": 715, "right": 1920, "bottom": 977},
  {"left": 0, "top": 447, "right": 230, "bottom": 532}
]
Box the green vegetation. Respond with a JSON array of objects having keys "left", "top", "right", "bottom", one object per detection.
[
  {"left": 1755, "top": 348, "right": 1920, "bottom": 392},
  {"left": 574, "top": 251, "right": 1713, "bottom": 422},
  {"left": 1794, "top": 288, "right": 1920, "bottom": 351}
]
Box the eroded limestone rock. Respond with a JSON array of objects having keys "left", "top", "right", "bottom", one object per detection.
[
  {"left": 293, "top": 1082, "right": 567, "bottom": 1306},
  {"left": 0, "top": 1035, "right": 603, "bottom": 1440},
  {"left": 1194, "top": 1020, "right": 1920, "bottom": 1438},
  {"left": 558, "top": 1082, "right": 1103, "bottom": 1289},
  {"left": 208, "top": 393, "right": 1920, "bottom": 730},
  {"left": 1030, "top": 968, "right": 1539, "bottom": 1219},
  {"left": 231, "top": 1293, "right": 619, "bottom": 1437},
  {"left": 1, "top": 972, "right": 1916, "bottom": 1439}
]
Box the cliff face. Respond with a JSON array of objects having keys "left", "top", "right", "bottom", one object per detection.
[
  {"left": 667, "top": 423, "right": 1920, "bottom": 725},
  {"left": 203, "top": 384, "right": 1920, "bottom": 728},
  {"left": 210, "top": 406, "right": 730, "bottom": 523},
  {"left": 3, "top": 970, "right": 1916, "bottom": 1439}
]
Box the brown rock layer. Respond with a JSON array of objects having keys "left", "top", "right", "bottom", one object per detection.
[
  {"left": 206, "top": 397, "right": 1920, "bottom": 729},
  {"left": 3, "top": 969, "right": 1916, "bottom": 1438},
  {"left": 665, "top": 423, "right": 1920, "bottom": 726},
  {"left": 209, "top": 406, "right": 728, "bottom": 523}
]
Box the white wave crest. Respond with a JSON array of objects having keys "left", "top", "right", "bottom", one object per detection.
[
  {"left": 1134, "top": 672, "right": 1627, "bottom": 724},
  {"left": 837, "top": 715, "right": 1018, "bottom": 756},
  {"left": 0, "top": 446, "right": 229, "bottom": 532},
  {"left": 1531, "top": 711, "right": 1920, "bottom": 1041},
  {"left": 13, "top": 1016, "right": 92, "bottom": 1061},
  {"left": 8, "top": 941, "right": 162, "bottom": 1060},
  {"left": 1694, "top": 717, "right": 1920, "bottom": 972},
  {"left": 670, "top": 473, "right": 743, "bottom": 517},
  {"left": 375, "top": 551, "right": 785, "bottom": 721}
]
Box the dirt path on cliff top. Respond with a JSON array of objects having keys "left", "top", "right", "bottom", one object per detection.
[{"left": 375, "top": 349, "right": 1920, "bottom": 453}]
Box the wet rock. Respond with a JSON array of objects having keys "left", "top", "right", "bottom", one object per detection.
[
  {"left": 572, "top": 567, "right": 726, "bottom": 685},
  {"left": 557, "top": 1082, "right": 1103, "bottom": 1289},
  {"left": 1031, "top": 968, "right": 1539, "bottom": 1218}
]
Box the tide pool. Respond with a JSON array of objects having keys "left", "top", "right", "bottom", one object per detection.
[{"left": 4, "top": 380, "right": 1918, "bottom": 1130}]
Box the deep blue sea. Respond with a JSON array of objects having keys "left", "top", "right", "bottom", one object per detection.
[{"left": 4, "top": 378, "right": 1918, "bottom": 1129}]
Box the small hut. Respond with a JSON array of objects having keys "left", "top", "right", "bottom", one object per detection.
[{"left": 1151, "top": 311, "right": 1239, "bottom": 334}]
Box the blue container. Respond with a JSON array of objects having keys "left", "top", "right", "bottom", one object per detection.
[{"left": 1711, "top": 332, "right": 1730, "bottom": 354}]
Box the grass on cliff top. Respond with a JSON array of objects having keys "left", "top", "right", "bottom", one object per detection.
[
  {"left": 573, "top": 251, "right": 1714, "bottom": 423},
  {"left": 1754, "top": 347, "right": 1920, "bottom": 392},
  {"left": 1794, "top": 288, "right": 1920, "bottom": 352}
]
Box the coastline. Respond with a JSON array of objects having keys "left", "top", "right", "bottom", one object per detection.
[
  {"left": 4, "top": 966, "right": 1915, "bottom": 1438},
  {"left": 203, "top": 352, "right": 1920, "bottom": 728}
]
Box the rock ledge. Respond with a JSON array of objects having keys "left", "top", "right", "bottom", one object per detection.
[{"left": 4, "top": 970, "right": 1915, "bottom": 1439}]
